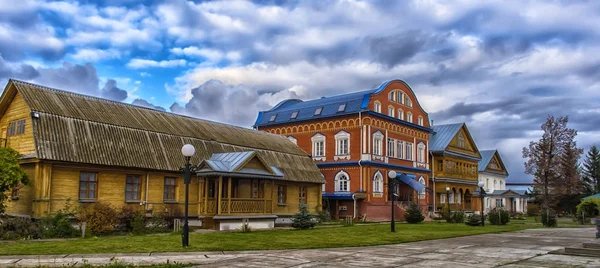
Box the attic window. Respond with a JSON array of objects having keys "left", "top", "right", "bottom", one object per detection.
[
  {"left": 314, "top": 107, "right": 323, "bottom": 116},
  {"left": 269, "top": 115, "right": 277, "bottom": 122},
  {"left": 290, "top": 111, "right": 299, "bottom": 119},
  {"left": 337, "top": 104, "right": 346, "bottom": 112}
]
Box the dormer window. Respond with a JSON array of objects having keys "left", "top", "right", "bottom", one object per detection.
[
  {"left": 337, "top": 103, "right": 346, "bottom": 112},
  {"left": 290, "top": 111, "right": 298, "bottom": 119},
  {"left": 269, "top": 115, "right": 277, "bottom": 122},
  {"left": 388, "top": 91, "right": 395, "bottom": 101},
  {"left": 314, "top": 107, "right": 323, "bottom": 116}
]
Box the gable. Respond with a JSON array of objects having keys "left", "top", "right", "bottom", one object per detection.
[
  {"left": 0, "top": 87, "right": 36, "bottom": 156},
  {"left": 484, "top": 152, "right": 508, "bottom": 175},
  {"left": 447, "top": 125, "right": 480, "bottom": 158}
]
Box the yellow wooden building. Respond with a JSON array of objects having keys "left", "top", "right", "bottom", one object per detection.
[
  {"left": 0, "top": 80, "right": 324, "bottom": 230},
  {"left": 429, "top": 123, "right": 482, "bottom": 213}
]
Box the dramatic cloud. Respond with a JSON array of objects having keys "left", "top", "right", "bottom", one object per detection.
[
  {"left": 101, "top": 79, "right": 128, "bottom": 101},
  {"left": 131, "top": 98, "right": 166, "bottom": 111},
  {"left": 127, "top": 59, "right": 187, "bottom": 69}
]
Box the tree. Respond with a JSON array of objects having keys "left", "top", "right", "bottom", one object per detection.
[
  {"left": 556, "top": 140, "right": 583, "bottom": 196},
  {"left": 291, "top": 204, "right": 316, "bottom": 229},
  {"left": 523, "top": 116, "right": 577, "bottom": 225},
  {"left": 583, "top": 145, "right": 600, "bottom": 194},
  {"left": 0, "top": 147, "right": 29, "bottom": 214},
  {"left": 405, "top": 202, "right": 425, "bottom": 224}
]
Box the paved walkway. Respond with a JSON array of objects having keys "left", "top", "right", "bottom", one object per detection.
[{"left": 1, "top": 228, "right": 599, "bottom": 267}]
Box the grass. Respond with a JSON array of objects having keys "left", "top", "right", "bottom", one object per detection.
[{"left": 0, "top": 222, "right": 541, "bottom": 256}]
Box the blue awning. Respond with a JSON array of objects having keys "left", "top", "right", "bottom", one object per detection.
[
  {"left": 392, "top": 173, "right": 425, "bottom": 192},
  {"left": 322, "top": 192, "right": 354, "bottom": 200}
]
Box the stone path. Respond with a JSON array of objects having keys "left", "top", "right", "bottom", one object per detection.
[{"left": 1, "top": 228, "right": 599, "bottom": 267}]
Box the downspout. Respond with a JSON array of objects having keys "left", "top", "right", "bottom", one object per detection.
[
  {"left": 145, "top": 172, "right": 149, "bottom": 211},
  {"left": 359, "top": 111, "right": 363, "bottom": 191},
  {"left": 352, "top": 194, "right": 357, "bottom": 219}
]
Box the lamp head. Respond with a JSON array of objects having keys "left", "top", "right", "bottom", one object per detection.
[
  {"left": 445, "top": 186, "right": 450, "bottom": 191},
  {"left": 181, "top": 144, "right": 195, "bottom": 157},
  {"left": 478, "top": 181, "right": 485, "bottom": 188},
  {"left": 387, "top": 170, "right": 397, "bottom": 179}
]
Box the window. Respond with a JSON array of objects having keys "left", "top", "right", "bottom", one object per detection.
[
  {"left": 405, "top": 142, "right": 413, "bottom": 161},
  {"left": 269, "top": 114, "right": 276, "bottom": 122},
  {"left": 314, "top": 107, "right": 323, "bottom": 116},
  {"left": 405, "top": 95, "right": 412, "bottom": 107},
  {"left": 417, "top": 142, "right": 425, "bottom": 163},
  {"left": 373, "top": 132, "right": 383, "bottom": 156},
  {"left": 373, "top": 171, "right": 383, "bottom": 193},
  {"left": 252, "top": 180, "right": 264, "bottom": 198},
  {"left": 277, "top": 185, "right": 287, "bottom": 204},
  {"left": 437, "top": 160, "right": 443, "bottom": 171},
  {"left": 7, "top": 121, "right": 15, "bottom": 136},
  {"left": 418, "top": 116, "right": 424, "bottom": 126},
  {"left": 418, "top": 177, "right": 426, "bottom": 199},
  {"left": 388, "top": 91, "right": 395, "bottom": 101},
  {"left": 388, "top": 106, "right": 394, "bottom": 117},
  {"left": 387, "top": 138, "right": 395, "bottom": 157},
  {"left": 335, "top": 171, "right": 350, "bottom": 192},
  {"left": 16, "top": 119, "right": 25, "bottom": 134},
  {"left": 398, "top": 109, "right": 404, "bottom": 120},
  {"left": 79, "top": 172, "right": 98, "bottom": 200},
  {"left": 125, "top": 175, "right": 141, "bottom": 201},
  {"left": 10, "top": 184, "right": 20, "bottom": 200},
  {"left": 457, "top": 133, "right": 465, "bottom": 148},
  {"left": 311, "top": 133, "right": 325, "bottom": 158},
  {"left": 338, "top": 103, "right": 346, "bottom": 112},
  {"left": 164, "top": 177, "right": 176, "bottom": 201},
  {"left": 7, "top": 119, "right": 25, "bottom": 137},
  {"left": 290, "top": 111, "right": 298, "bottom": 119},
  {"left": 406, "top": 112, "right": 413, "bottom": 123},
  {"left": 398, "top": 91, "right": 404, "bottom": 104},
  {"left": 396, "top": 140, "right": 404, "bottom": 159},
  {"left": 440, "top": 193, "right": 446, "bottom": 204},
  {"left": 299, "top": 186, "right": 307, "bottom": 204},
  {"left": 335, "top": 131, "right": 350, "bottom": 156},
  {"left": 287, "top": 136, "right": 297, "bottom": 145},
  {"left": 496, "top": 199, "right": 503, "bottom": 207},
  {"left": 374, "top": 101, "right": 381, "bottom": 113}
]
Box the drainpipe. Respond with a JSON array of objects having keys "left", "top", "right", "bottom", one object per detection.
[
  {"left": 358, "top": 160, "right": 363, "bottom": 191},
  {"left": 352, "top": 194, "right": 357, "bottom": 219},
  {"left": 359, "top": 111, "right": 363, "bottom": 191}
]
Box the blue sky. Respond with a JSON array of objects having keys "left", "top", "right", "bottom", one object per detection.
[{"left": 1, "top": 0, "right": 599, "bottom": 183}]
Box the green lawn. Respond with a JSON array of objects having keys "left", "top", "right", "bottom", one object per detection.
[{"left": 0, "top": 223, "right": 540, "bottom": 256}]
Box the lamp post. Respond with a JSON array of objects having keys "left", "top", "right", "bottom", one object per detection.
[
  {"left": 181, "top": 144, "right": 195, "bottom": 247},
  {"left": 445, "top": 186, "right": 451, "bottom": 217},
  {"left": 387, "top": 170, "right": 397, "bottom": 233},
  {"left": 478, "top": 181, "right": 486, "bottom": 226}
]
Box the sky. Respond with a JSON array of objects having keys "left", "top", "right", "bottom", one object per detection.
[{"left": 1, "top": 0, "right": 599, "bottom": 183}]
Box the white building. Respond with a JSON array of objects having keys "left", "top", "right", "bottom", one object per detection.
[{"left": 478, "top": 150, "right": 527, "bottom": 214}]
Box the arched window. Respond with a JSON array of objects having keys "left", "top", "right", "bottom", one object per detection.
[
  {"left": 287, "top": 136, "right": 297, "bottom": 145},
  {"left": 418, "top": 176, "right": 426, "bottom": 199},
  {"left": 388, "top": 106, "right": 394, "bottom": 117},
  {"left": 449, "top": 188, "right": 455, "bottom": 204},
  {"left": 406, "top": 112, "right": 413, "bottom": 123},
  {"left": 418, "top": 116, "right": 424, "bottom": 126},
  {"left": 373, "top": 171, "right": 383, "bottom": 193},
  {"left": 335, "top": 171, "right": 350, "bottom": 192},
  {"left": 398, "top": 109, "right": 404, "bottom": 120},
  {"left": 388, "top": 91, "right": 395, "bottom": 101},
  {"left": 373, "top": 101, "right": 381, "bottom": 113},
  {"left": 417, "top": 142, "right": 425, "bottom": 163},
  {"left": 457, "top": 189, "right": 463, "bottom": 204},
  {"left": 373, "top": 131, "right": 384, "bottom": 156},
  {"left": 405, "top": 95, "right": 412, "bottom": 107},
  {"left": 398, "top": 91, "right": 405, "bottom": 104}
]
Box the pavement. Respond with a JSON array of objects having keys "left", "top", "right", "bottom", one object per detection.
[{"left": 1, "top": 227, "right": 599, "bottom": 267}]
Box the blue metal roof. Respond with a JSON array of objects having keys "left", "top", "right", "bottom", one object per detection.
[
  {"left": 429, "top": 123, "right": 464, "bottom": 151},
  {"left": 254, "top": 79, "right": 432, "bottom": 129},
  {"left": 199, "top": 151, "right": 284, "bottom": 177},
  {"left": 391, "top": 173, "right": 425, "bottom": 192},
  {"left": 322, "top": 192, "right": 355, "bottom": 200},
  {"left": 478, "top": 150, "right": 496, "bottom": 172}
]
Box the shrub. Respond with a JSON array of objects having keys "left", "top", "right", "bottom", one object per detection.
[
  {"left": 130, "top": 215, "right": 147, "bottom": 235},
  {"left": 450, "top": 211, "right": 465, "bottom": 223},
  {"left": 292, "top": 204, "right": 316, "bottom": 230},
  {"left": 0, "top": 217, "right": 40, "bottom": 240},
  {"left": 38, "top": 211, "right": 79, "bottom": 238},
  {"left": 465, "top": 214, "right": 482, "bottom": 226},
  {"left": 118, "top": 206, "right": 145, "bottom": 232},
  {"left": 527, "top": 204, "right": 540, "bottom": 217},
  {"left": 541, "top": 208, "right": 557, "bottom": 227},
  {"left": 488, "top": 208, "right": 510, "bottom": 225},
  {"left": 576, "top": 198, "right": 600, "bottom": 219},
  {"left": 405, "top": 203, "right": 425, "bottom": 224},
  {"left": 316, "top": 208, "right": 331, "bottom": 223},
  {"left": 148, "top": 212, "right": 169, "bottom": 233},
  {"left": 78, "top": 201, "right": 118, "bottom": 235},
  {"left": 239, "top": 222, "right": 252, "bottom": 233}
]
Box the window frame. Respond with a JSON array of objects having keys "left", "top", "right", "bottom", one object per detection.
[
  {"left": 290, "top": 111, "right": 298, "bottom": 119},
  {"left": 311, "top": 133, "right": 326, "bottom": 158},
  {"left": 334, "top": 171, "right": 350, "bottom": 192},
  {"left": 417, "top": 142, "right": 426, "bottom": 163},
  {"left": 387, "top": 106, "right": 394, "bottom": 117},
  {"left": 398, "top": 109, "right": 404, "bottom": 120},
  {"left": 457, "top": 133, "right": 466, "bottom": 148},
  {"left": 334, "top": 131, "right": 350, "bottom": 156},
  {"left": 298, "top": 186, "right": 307, "bottom": 205},
  {"left": 387, "top": 138, "right": 395, "bottom": 157},
  {"left": 373, "top": 132, "right": 383, "bottom": 156},
  {"left": 373, "top": 171, "right": 383, "bottom": 193},
  {"left": 388, "top": 91, "right": 395, "bottom": 101},
  {"left": 418, "top": 116, "right": 424, "bottom": 126},
  {"left": 79, "top": 172, "right": 98, "bottom": 201},
  {"left": 337, "top": 103, "right": 346, "bottom": 112},
  {"left": 405, "top": 142, "right": 413, "bottom": 161},
  {"left": 163, "top": 177, "right": 177, "bottom": 202},
  {"left": 314, "top": 107, "right": 323, "bottom": 116},
  {"left": 374, "top": 101, "right": 381, "bottom": 113},
  {"left": 418, "top": 176, "right": 426, "bottom": 199},
  {"left": 269, "top": 114, "right": 277, "bottom": 122},
  {"left": 406, "top": 112, "right": 413, "bottom": 123},
  {"left": 277, "top": 185, "right": 287, "bottom": 205},
  {"left": 125, "top": 175, "right": 142, "bottom": 202}
]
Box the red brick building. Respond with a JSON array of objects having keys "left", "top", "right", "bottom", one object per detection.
[{"left": 254, "top": 80, "right": 432, "bottom": 221}]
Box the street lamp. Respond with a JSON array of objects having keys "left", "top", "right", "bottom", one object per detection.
[
  {"left": 387, "top": 170, "right": 397, "bottom": 233},
  {"left": 181, "top": 144, "right": 195, "bottom": 247},
  {"left": 477, "top": 181, "right": 486, "bottom": 226},
  {"left": 445, "top": 186, "right": 451, "bottom": 217}
]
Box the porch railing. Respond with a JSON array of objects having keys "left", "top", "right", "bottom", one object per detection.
[{"left": 220, "top": 199, "right": 272, "bottom": 214}]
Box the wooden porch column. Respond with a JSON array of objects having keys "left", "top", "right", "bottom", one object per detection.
[
  {"left": 271, "top": 180, "right": 275, "bottom": 213},
  {"left": 217, "top": 176, "right": 223, "bottom": 214},
  {"left": 203, "top": 177, "right": 208, "bottom": 214},
  {"left": 262, "top": 179, "right": 267, "bottom": 214},
  {"left": 227, "top": 177, "right": 232, "bottom": 214}
]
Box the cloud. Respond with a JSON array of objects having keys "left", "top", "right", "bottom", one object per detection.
[
  {"left": 101, "top": 79, "right": 128, "bottom": 101},
  {"left": 131, "top": 98, "right": 166, "bottom": 111},
  {"left": 70, "top": 48, "right": 122, "bottom": 62},
  {"left": 127, "top": 59, "right": 187, "bottom": 69},
  {"left": 0, "top": 55, "right": 40, "bottom": 83}
]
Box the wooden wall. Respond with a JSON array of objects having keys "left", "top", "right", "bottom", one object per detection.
[
  {"left": 3, "top": 164, "right": 35, "bottom": 216},
  {"left": 0, "top": 91, "right": 35, "bottom": 155}
]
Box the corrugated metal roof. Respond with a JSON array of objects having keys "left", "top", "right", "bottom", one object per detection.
[
  {"left": 6, "top": 80, "right": 323, "bottom": 184},
  {"left": 478, "top": 150, "right": 496, "bottom": 171},
  {"left": 430, "top": 123, "right": 464, "bottom": 151},
  {"left": 200, "top": 151, "right": 285, "bottom": 177}
]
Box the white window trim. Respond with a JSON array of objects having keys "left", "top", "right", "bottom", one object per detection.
[
  {"left": 407, "top": 112, "right": 413, "bottom": 123},
  {"left": 387, "top": 138, "right": 395, "bottom": 157},
  {"left": 405, "top": 142, "right": 413, "bottom": 161},
  {"left": 417, "top": 142, "right": 425, "bottom": 163},
  {"left": 398, "top": 91, "right": 405, "bottom": 105},
  {"left": 335, "top": 171, "right": 350, "bottom": 192},
  {"left": 388, "top": 106, "right": 394, "bottom": 117},
  {"left": 334, "top": 131, "right": 351, "bottom": 161},
  {"left": 418, "top": 116, "right": 424, "bottom": 126},
  {"left": 374, "top": 101, "right": 381, "bottom": 113},
  {"left": 388, "top": 91, "right": 395, "bottom": 101},
  {"left": 311, "top": 133, "right": 326, "bottom": 161},
  {"left": 398, "top": 109, "right": 404, "bottom": 120},
  {"left": 373, "top": 131, "right": 384, "bottom": 159},
  {"left": 418, "top": 177, "right": 426, "bottom": 199},
  {"left": 396, "top": 140, "right": 404, "bottom": 159},
  {"left": 373, "top": 171, "right": 384, "bottom": 193}
]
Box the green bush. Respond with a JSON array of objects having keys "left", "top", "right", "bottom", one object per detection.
[
  {"left": 78, "top": 201, "right": 118, "bottom": 235},
  {"left": 465, "top": 214, "right": 482, "bottom": 226},
  {"left": 0, "top": 217, "right": 41, "bottom": 240},
  {"left": 118, "top": 206, "right": 145, "bottom": 232},
  {"left": 316, "top": 208, "right": 331, "bottom": 223},
  {"left": 38, "top": 212, "right": 80, "bottom": 238},
  {"left": 292, "top": 204, "right": 316, "bottom": 230},
  {"left": 527, "top": 204, "right": 540, "bottom": 217},
  {"left": 488, "top": 208, "right": 510, "bottom": 225},
  {"left": 405, "top": 203, "right": 425, "bottom": 224},
  {"left": 148, "top": 212, "right": 169, "bottom": 233},
  {"left": 541, "top": 208, "right": 557, "bottom": 227},
  {"left": 131, "top": 215, "right": 147, "bottom": 235}
]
